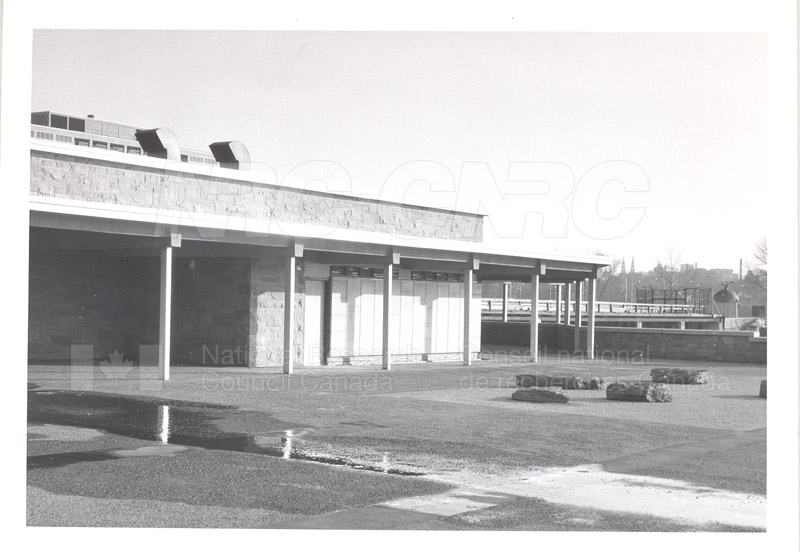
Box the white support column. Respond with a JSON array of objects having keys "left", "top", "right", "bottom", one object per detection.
[
  {"left": 587, "top": 277, "right": 596, "bottom": 360},
  {"left": 565, "top": 282, "right": 572, "bottom": 326},
  {"left": 573, "top": 279, "right": 583, "bottom": 352},
  {"left": 501, "top": 282, "right": 510, "bottom": 322},
  {"left": 531, "top": 272, "right": 540, "bottom": 362},
  {"left": 556, "top": 284, "right": 563, "bottom": 325},
  {"left": 283, "top": 254, "right": 296, "bottom": 374},
  {"left": 283, "top": 243, "right": 304, "bottom": 374},
  {"left": 383, "top": 251, "right": 400, "bottom": 370},
  {"left": 382, "top": 261, "right": 393, "bottom": 370},
  {"left": 463, "top": 258, "right": 479, "bottom": 365},
  {"left": 158, "top": 236, "right": 179, "bottom": 381}
]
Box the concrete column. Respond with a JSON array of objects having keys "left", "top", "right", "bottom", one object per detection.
[
  {"left": 283, "top": 254, "right": 296, "bottom": 374},
  {"left": 382, "top": 252, "right": 400, "bottom": 370},
  {"left": 531, "top": 272, "right": 540, "bottom": 362},
  {"left": 502, "top": 282, "right": 510, "bottom": 322},
  {"left": 573, "top": 279, "right": 583, "bottom": 352},
  {"left": 556, "top": 284, "right": 563, "bottom": 325},
  {"left": 463, "top": 268, "right": 474, "bottom": 366},
  {"left": 382, "top": 260, "right": 394, "bottom": 370},
  {"left": 587, "top": 277, "right": 596, "bottom": 360},
  {"left": 159, "top": 245, "right": 173, "bottom": 380},
  {"left": 565, "top": 283, "right": 572, "bottom": 326}
]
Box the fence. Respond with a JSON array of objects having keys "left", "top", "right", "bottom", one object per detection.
[{"left": 481, "top": 298, "right": 704, "bottom": 315}]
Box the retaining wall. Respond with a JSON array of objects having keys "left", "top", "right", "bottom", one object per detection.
[{"left": 481, "top": 321, "right": 766, "bottom": 363}]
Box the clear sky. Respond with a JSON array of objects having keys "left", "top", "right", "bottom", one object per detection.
[{"left": 31, "top": 30, "right": 768, "bottom": 271}]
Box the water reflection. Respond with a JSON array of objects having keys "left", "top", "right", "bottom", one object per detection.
[
  {"left": 282, "top": 430, "right": 294, "bottom": 459},
  {"left": 159, "top": 405, "right": 170, "bottom": 444},
  {"left": 27, "top": 390, "right": 424, "bottom": 476}
]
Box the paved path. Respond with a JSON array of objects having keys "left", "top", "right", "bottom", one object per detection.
[{"left": 27, "top": 359, "right": 766, "bottom": 530}]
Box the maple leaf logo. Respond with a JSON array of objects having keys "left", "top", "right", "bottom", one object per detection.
[{"left": 98, "top": 349, "right": 134, "bottom": 385}]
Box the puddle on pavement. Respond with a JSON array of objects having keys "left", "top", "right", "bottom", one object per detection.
[{"left": 27, "top": 389, "right": 422, "bottom": 476}]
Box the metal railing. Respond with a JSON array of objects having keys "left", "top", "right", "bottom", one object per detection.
[{"left": 481, "top": 298, "right": 704, "bottom": 315}]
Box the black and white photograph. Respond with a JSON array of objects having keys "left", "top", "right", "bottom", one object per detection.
[{"left": 2, "top": 0, "right": 797, "bottom": 548}]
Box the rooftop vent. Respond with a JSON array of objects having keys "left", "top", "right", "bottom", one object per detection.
[
  {"left": 134, "top": 128, "right": 181, "bottom": 161},
  {"left": 208, "top": 141, "right": 251, "bottom": 170}
]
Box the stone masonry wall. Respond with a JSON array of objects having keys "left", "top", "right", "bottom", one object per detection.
[
  {"left": 248, "top": 257, "right": 305, "bottom": 367},
  {"left": 31, "top": 151, "right": 483, "bottom": 241},
  {"left": 591, "top": 327, "right": 766, "bottom": 364},
  {"left": 28, "top": 251, "right": 159, "bottom": 362},
  {"left": 482, "top": 321, "right": 767, "bottom": 363},
  {"left": 171, "top": 257, "right": 250, "bottom": 366}
]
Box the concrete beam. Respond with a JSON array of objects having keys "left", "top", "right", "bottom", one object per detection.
[
  {"left": 164, "top": 233, "right": 182, "bottom": 248},
  {"left": 400, "top": 258, "right": 479, "bottom": 273}
]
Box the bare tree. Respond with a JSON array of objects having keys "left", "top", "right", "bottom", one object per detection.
[
  {"left": 745, "top": 237, "right": 767, "bottom": 291},
  {"left": 597, "top": 258, "right": 622, "bottom": 300},
  {"left": 589, "top": 252, "right": 625, "bottom": 301},
  {"left": 653, "top": 246, "right": 695, "bottom": 289}
]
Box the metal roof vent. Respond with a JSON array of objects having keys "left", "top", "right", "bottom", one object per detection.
[
  {"left": 208, "top": 141, "right": 251, "bottom": 170},
  {"left": 134, "top": 128, "right": 181, "bottom": 161}
]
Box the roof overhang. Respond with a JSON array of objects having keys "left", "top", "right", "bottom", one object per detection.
[{"left": 30, "top": 194, "right": 610, "bottom": 282}]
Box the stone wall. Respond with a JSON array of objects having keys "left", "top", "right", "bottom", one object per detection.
[
  {"left": 248, "top": 257, "right": 305, "bottom": 367},
  {"left": 590, "top": 327, "right": 766, "bottom": 364},
  {"left": 171, "top": 257, "right": 250, "bottom": 366},
  {"left": 28, "top": 251, "right": 159, "bottom": 362},
  {"left": 31, "top": 150, "right": 483, "bottom": 241},
  {"left": 482, "top": 321, "right": 767, "bottom": 363}
]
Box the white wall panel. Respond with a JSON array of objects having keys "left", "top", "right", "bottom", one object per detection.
[
  {"left": 412, "top": 282, "right": 427, "bottom": 354},
  {"left": 328, "top": 276, "right": 482, "bottom": 359},
  {"left": 303, "top": 280, "right": 325, "bottom": 366},
  {"left": 447, "top": 282, "right": 460, "bottom": 352},
  {"left": 330, "top": 277, "right": 348, "bottom": 356}
]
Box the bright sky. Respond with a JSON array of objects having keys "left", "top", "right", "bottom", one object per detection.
[{"left": 31, "top": 30, "right": 768, "bottom": 271}]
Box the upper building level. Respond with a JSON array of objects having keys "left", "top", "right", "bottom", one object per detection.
[
  {"left": 29, "top": 110, "right": 490, "bottom": 244},
  {"left": 31, "top": 111, "right": 217, "bottom": 166}
]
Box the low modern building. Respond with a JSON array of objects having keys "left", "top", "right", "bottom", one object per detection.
[{"left": 28, "top": 112, "right": 610, "bottom": 378}]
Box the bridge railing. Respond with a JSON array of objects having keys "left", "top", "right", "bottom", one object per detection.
[{"left": 481, "top": 298, "right": 704, "bottom": 315}]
